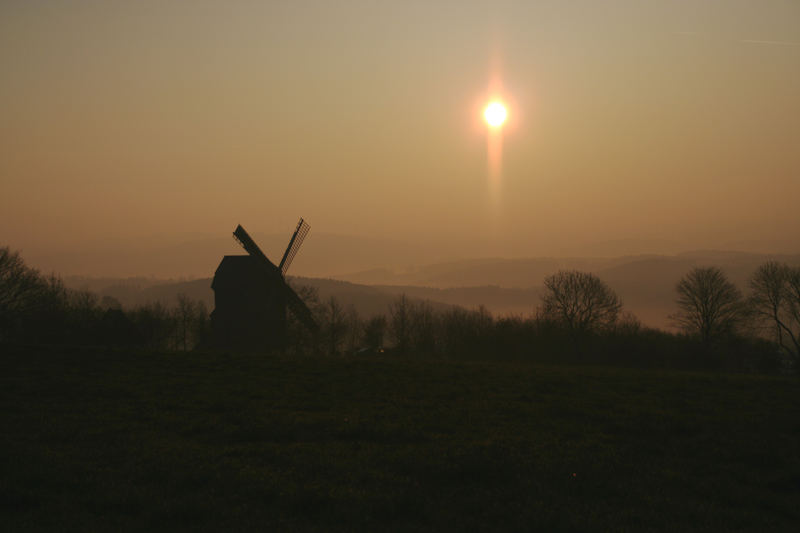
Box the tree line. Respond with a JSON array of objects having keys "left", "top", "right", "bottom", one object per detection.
[
  {"left": 2, "top": 245, "right": 798, "bottom": 373},
  {"left": 0, "top": 247, "right": 209, "bottom": 351},
  {"left": 301, "top": 265, "right": 798, "bottom": 374}
]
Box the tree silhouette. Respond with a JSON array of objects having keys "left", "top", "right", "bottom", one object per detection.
[
  {"left": 0, "top": 247, "right": 43, "bottom": 338},
  {"left": 0, "top": 247, "right": 69, "bottom": 341},
  {"left": 321, "top": 296, "right": 348, "bottom": 356},
  {"left": 410, "top": 300, "right": 437, "bottom": 354},
  {"left": 363, "top": 315, "right": 387, "bottom": 351},
  {"left": 673, "top": 266, "right": 744, "bottom": 343},
  {"left": 749, "top": 261, "right": 800, "bottom": 362},
  {"left": 343, "top": 304, "right": 361, "bottom": 354},
  {"left": 389, "top": 294, "right": 413, "bottom": 354},
  {"left": 174, "top": 293, "right": 208, "bottom": 351},
  {"left": 541, "top": 270, "right": 622, "bottom": 333}
]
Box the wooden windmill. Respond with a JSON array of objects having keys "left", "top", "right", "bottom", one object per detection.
[{"left": 210, "top": 218, "right": 318, "bottom": 351}]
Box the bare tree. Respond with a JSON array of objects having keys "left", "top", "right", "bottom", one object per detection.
[
  {"left": 343, "top": 305, "right": 362, "bottom": 354},
  {"left": 749, "top": 261, "right": 800, "bottom": 362},
  {"left": 673, "top": 266, "right": 744, "bottom": 343},
  {"left": 132, "top": 302, "right": 174, "bottom": 351},
  {"left": 0, "top": 247, "right": 45, "bottom": 338},
  {"left": 192, "top": 300, "right": 210, "bottom": 349},
  {"left": 174, "top": 293, "right": 209, "bottom": 352},
  {"left": 321, "top": 296, "right": 348, "bottom": 356},
  {"left": 439, "top": 305, "right": 494, "bottom": 357},
  {"left": 388, "top": 294, "right": 414, "bottom": 354},
  {"left": 0, "top": 248, "right": 71, "bottom": 341},
  {"left": 68, "top": 289, "right": 99, "bottom": 323},
  {"left": 410, "top": 300, "right": 437, "bottom": 354},
  {"left": 541, "top": 270, "right": 622, "bottom": 332},
  {"left": 363, "top": 315, "right": 387, "bottom": 350}
]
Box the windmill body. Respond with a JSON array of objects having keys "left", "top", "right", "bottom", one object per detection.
[
  {"left": 210, "top": 256, "right": 287, "bottom": 350},
  {"left": 210, "top": 219, "right": 317, "bottom": 351}
]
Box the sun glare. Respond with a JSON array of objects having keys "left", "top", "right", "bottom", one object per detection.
[{"left": 484, "top": 101, "right": 507, "bottom": 128}]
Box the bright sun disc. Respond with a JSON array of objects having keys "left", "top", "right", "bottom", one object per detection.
[{"left": 484, "top": 101, "right": 507, "bottom": 128}]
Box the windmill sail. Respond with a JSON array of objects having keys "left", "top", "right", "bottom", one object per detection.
[
  {"left": 279, "top": 218, "right": 310, "bottom": 276},
  {"left": 233, "top": 225, "right": 279, "bottom": 274},
  {"left": 283, "top": 283, "right": 319, "bottom": 332}
]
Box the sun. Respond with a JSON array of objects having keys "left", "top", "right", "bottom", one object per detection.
[{"left": 484, "top": 101, "right": 507, "bottom": 128}]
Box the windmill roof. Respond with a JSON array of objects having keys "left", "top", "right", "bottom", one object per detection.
[{"left": 212, "top": 255, "right": 282, "bottom": 291}]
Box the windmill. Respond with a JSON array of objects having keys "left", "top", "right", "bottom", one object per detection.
[{"left": 210, "top": 218, "right": 318, "bottom": 351}]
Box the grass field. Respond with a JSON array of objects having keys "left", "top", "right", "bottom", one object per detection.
[{"left": 2, "top": 346, "right": 799, "bottom": 531}]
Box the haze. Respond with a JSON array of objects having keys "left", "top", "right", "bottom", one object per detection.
[{"left": 2, "top": 0, "right": 798, "bottom": 278}]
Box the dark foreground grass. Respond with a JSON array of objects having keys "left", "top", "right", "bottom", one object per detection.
[{"left": 1, "top": 346, "right": 799, "bottom": 532}]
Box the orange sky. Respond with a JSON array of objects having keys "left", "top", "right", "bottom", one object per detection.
[{"left": 1, "top": 1, "right": 799, "bottom": 276}]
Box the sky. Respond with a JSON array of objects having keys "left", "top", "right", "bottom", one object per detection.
[{"left": 1, "top": 0, "right": 799, "bottom": 276}]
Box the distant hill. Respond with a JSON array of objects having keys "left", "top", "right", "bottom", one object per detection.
[
  {"left": 339, "top": 257, "right": 628, "bottom": 288},
  {"left": 338, "top": 251, "right": 800, "bottom": 289},
  {"left": 26, "top": 230, "right": 800, "bottom": 281},
  {"left": 64, "top": 276, "right": 458, "bottom": 320},
  {"left": 64, "top": 251, "right": 800, "bottom": 330},
  {"left": 336, "top": 251, "right": 800, "bottom": 328}
]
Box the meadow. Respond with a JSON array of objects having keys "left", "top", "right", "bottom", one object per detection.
[{"left": 2, "top": 346, "right": 799, "bottom": 532}]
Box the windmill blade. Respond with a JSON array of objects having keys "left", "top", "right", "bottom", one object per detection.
[
  {"left": 282, "top": 281, "right": 319, "bottom": 332},
  {"left": 233, "top": 224, "right": 280, "bottom": 273},
  {"left": 279, "top": 218, "right": 310, "bottom": 276}
]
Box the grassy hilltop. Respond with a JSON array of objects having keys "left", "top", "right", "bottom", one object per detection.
[{"left": 2, "top": 347, "right": 799, "bottom": 532}]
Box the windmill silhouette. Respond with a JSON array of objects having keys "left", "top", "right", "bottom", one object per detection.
[{"left": 210, "top": 218, "right": 318, "bottom": 351}]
